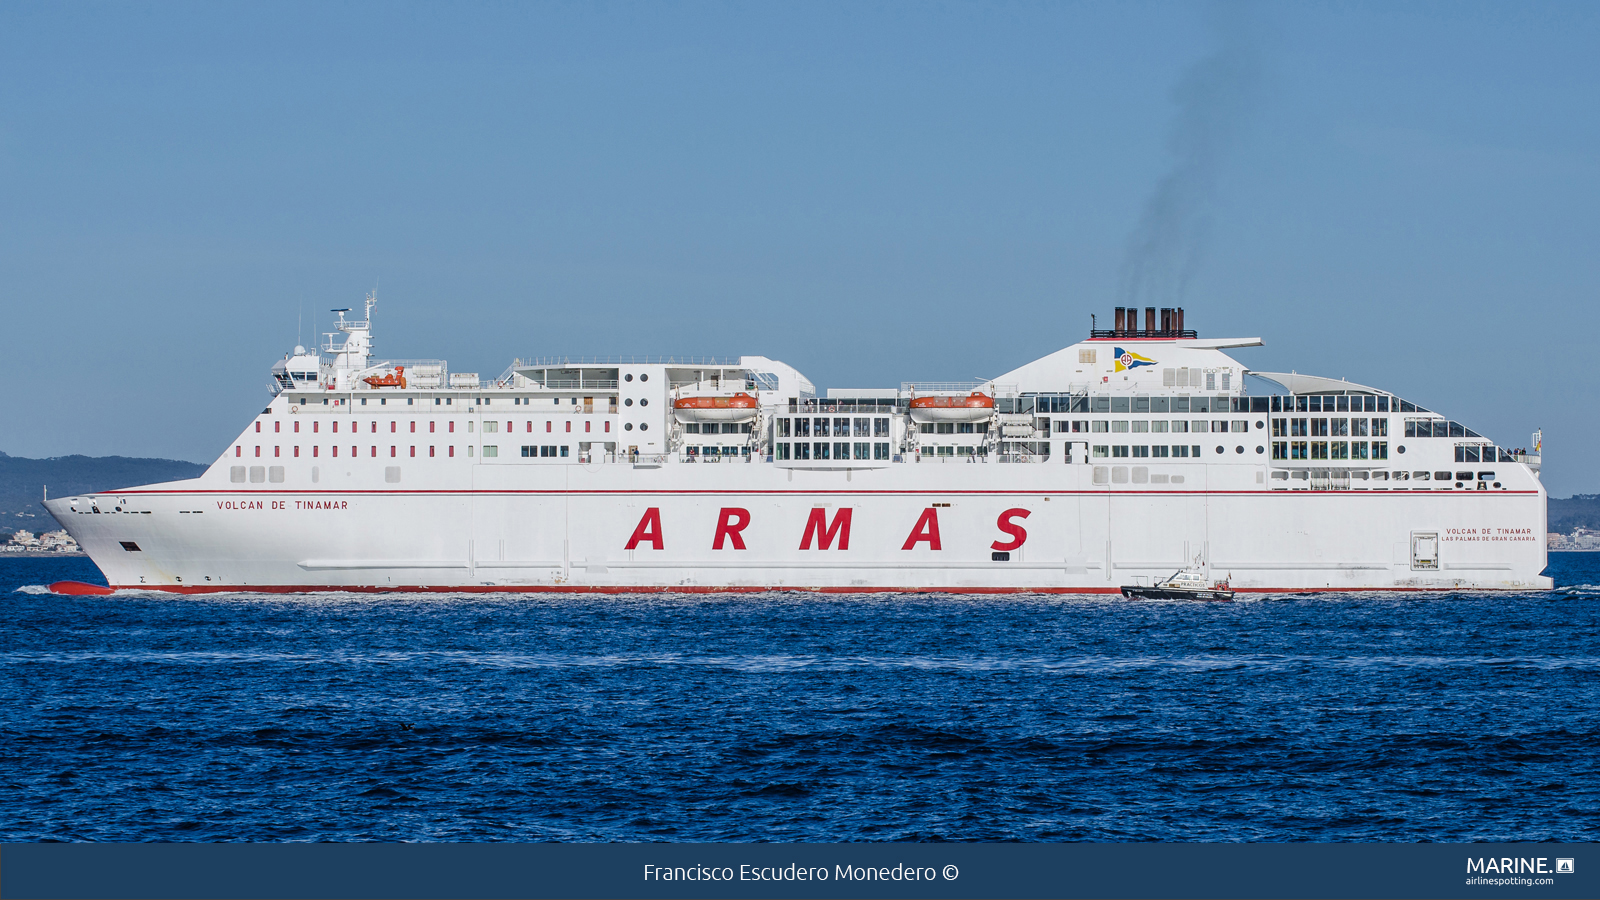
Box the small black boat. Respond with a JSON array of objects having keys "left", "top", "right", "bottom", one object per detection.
[{"left": 1120, "top": 569, "right": 1234, "bottom": 601}]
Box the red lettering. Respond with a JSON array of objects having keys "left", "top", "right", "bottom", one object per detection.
[
  {"left": 902, "top": 508, "right": 942, "bottom": 550},
  {"left": 991, "top": 508, "right": 1030, "bottom": 551},
  {"left": 625, "top": 507, "right": 664, "bottom": 550},
  {"left": 713, "top": 507, "right": 750, "bottom": 550},
  {"left": 800, "top": 508, "right": 852, "bottom": 550}
]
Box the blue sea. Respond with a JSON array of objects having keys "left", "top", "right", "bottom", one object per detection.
[{"left": 3, "top": 556, "right": 1598, "bottom": 842}]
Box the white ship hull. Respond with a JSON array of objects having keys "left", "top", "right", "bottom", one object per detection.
[
  {"left": 46, "top": 461, "right": 1549, "bottom": 593},
  {"left": 45, "top": 302, "right": 1553, "bottom": 594}
]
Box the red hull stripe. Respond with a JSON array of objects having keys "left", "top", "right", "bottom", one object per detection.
[{"left": 102, "top": 583, "right": 1493, "bottom": 596}]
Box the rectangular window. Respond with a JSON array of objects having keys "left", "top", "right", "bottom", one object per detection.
[
  {"left": 814, "top": 442, "right": 829, "bottom": 460},
  {"left": 1112, "top": 421, "right": 1129, "bottom": 433},
  {"left": 1112, "top": 445, "right": 1130, "bottom": 458},
  {"left": 796, "top": 418, "right": 811, "bottom": 437},
  {"left": 1173, "top": 445, "right": 1190, "bottom": 458},
  {"left": 1231, "top": 420, "right": 1247, "bottom": 433},
  {"left": 1093, "top": 421, "right": 1109, "bottom": 433},
  {"left": 1373, "top": 418, "right": 1388, "bottom": 437},
  {"left": 1092, "top": 445, "right": 1109, "bottom": 458},
  {"left": 560, "top": 446, "right": 569, "bottom": 457},
  {"left": 1131, "top": 421, "right": 1148, "bottom": 433},
  {"left": 855, "top": 417, "right": 870, "bottom": 437},
  {"left": 834, "top": 441, "right": 849, "bottom": 459},
  {"left": 1132, "top": 445, "right": 1150, "bottom": 458},
  {"left": 685, "top": 423, "right": 700, "bottom": 434},
  {"left": 777, "top": 418, "right": 790, "bottom": 438},
  {"left": 1290, "top": 418, "right": 1307, "bottom": 437},
  {"left": 874, "top": 417, "right": 890, "bottom": 437},
  {"left": 483, "top": 421, "right": 498, "bottom": 433},
  {"left": 1331, "top": 441, "right": 1349, "bottom": 460},
  {"left": 834, "top": 417, "right": 850, "bottom": 435},
  {"left": 1272, "top": 441, "right": 1288, "bottom": 460},
  {"left": 1373, "top": 441, "right": 1388, "bottom": 460},
  {"left": 1272, "top": 418, "right": 1286, "bottom": 437},
  {"left": 449, "top": 446, "right": 454, "bottom": 457},
  {"left": 1151, "top": 421, "right": 1168, "bottom": 433},
  {"left": 1311, "top": 441, "right": 1329, "bottom": 460},
  {"left": 958, "top": 422, "right": 975, "bottom": 433},
  {"left": 1352, "top": 418, "right": 1368, "bottom": 437},
  {"left": 796, "top": 442, "right": 811, "bottom": 459},
  {"left": 1331, "top": 418, "right": 1349, "bottom": 437},
  {"left": 936, "top": 422, "right": 955, "bottom": 434},
  {"left": 814, "top": 418, "right": 829, "bottom": 437},
  {"left": 874, "top": 442, "right": 890, "bottom": 460},
  {"left": 429, "top": 446, "right": 434, "bottom": 457},
  {"left": 1352, "top": 441, "right": 1369, "bottom": 460},
  {"left": 1309, "top": 418, "right": 1326, "bottom": 437},
  {"left": 918, "top": 423, "right": 934, "bottom": 434},
  {"left": 776, "top": 442, "right": 791, "bottom": 460},
  {"left": 1291, "top": 441, "right": 1308, "bottom": 460},
  {"left": 482, "top": 446, "right": 499, "bottom": 458},
  {"left": 1152, "top": 445, "right": 1169, "bottom": 457},
  {"left": 854, "top": 442, "right": 869, "bottom": 460}
]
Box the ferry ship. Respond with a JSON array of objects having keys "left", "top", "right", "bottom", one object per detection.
[{"left": 45, "top": 299, "right": 1551, "bottom": 594}]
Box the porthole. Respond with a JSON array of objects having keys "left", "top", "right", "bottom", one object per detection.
[
  {"left": 1255, "top": 446, "right": 1264, "bottom": 454},
  {"left": 1397, "top": 445, "right": 1406, "bottom": 454},
  {"left": 625, "top": 423, "right": 634, "bottom": 431},
  {"left": 1235, "top": 446, "right": 1244, "bottom": 454},
  {"left": 625, "top": 374, "right": 634, "bottom": 382},
  {"left": 640, "top": 374, "right": 649, "bottom": 382},
  {"left": 1215, "top": 446, "right": 1224, "bottom": 454},
  {"left": 625, "top": 398, "right": 634, "bottom": 407},
  {"left": 640, "top": 423, "right": 649, "bottom": 431},
  {"left": 1493, "top": 481, "right": 1502, "bottom": 488},
  {"left": 1255, "top": 421, "right": 1264, "bottom": 429},
  {"left": 639, "top": 398, "right": 648, "bottom": 407}
]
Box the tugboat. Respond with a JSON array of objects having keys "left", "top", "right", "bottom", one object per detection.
[{"left": 1121, "top": 569, "right": 1234, "bottom": 601}]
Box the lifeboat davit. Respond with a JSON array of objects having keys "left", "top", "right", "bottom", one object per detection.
[
  {"left": 908, "top": 391, "right": 995, "bottom": 423},
  {"left": 673, "top": 392, "right": 760, "bottom": 423},
  {"left": 363, "top": 366, "right": 407, "bottom": 389}
]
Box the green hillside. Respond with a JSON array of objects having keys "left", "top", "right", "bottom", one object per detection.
[{"left": 0, "top": 451, "right": 206, "bottom": 533}]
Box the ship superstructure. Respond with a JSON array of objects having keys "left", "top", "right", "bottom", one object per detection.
[{"left": 47, "top": 300, "right": 1551, "bottom": 593}]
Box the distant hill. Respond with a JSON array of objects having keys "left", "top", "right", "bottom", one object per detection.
[
  {"left": 1549, "top": 495, "right": 1600, "bottom": 534},
  {"left": 0, "top": 451, "right": 206, "bottom": 533}
]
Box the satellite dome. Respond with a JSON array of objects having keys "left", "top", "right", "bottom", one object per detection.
[{"left": 293, "top": 345, "right": 306, "bottom": 356}]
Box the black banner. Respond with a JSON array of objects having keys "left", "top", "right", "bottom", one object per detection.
[{"left": 2, "top": 843, "right": 1593, "bottom": 900}]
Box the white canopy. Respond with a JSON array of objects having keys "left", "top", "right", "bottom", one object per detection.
[{"left": 1248, "top": 371, "right": 1381, "bottom": 395}]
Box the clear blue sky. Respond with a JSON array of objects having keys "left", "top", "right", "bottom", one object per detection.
[{"left": 3, "top": 2, "right": 1597, "bottom": 495}]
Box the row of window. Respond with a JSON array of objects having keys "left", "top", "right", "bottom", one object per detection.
[
  {"left": 1271, "top": 418, "right": 1390, "bottom": 438},
  {"left": 1053, "top": 419, "right": 1248, "bottom": 434},
  {"left": 1031, "top": 394, "right": 1416, "bottom": 416},
  {"left": 292, "top": 396, "right": 613, "bottom": 407},
  {"left": 776, "top": 417, "right": 893, "bottom": 438},
  {"left": 918, "top": 422, "right": 988, "bottom": 434},
  {"left": 774, "top": 441, "right": 893, "bottom": 461},
  {"left": 1271, "top": 441, "right": 1391, "bottom": 460},
  {"left": 258, "top": 419, "right": 613, "bottom": 435},
  {"left": 1405, "top": 419, "right": 1482, "bottom": 439},
  {"left": 1091, "top": 445, "right": 1202, "bottom": 459},
  {"left": 240, "top": 445, "right": 536, "bottom": 459},
  {"left": 683, "top": 422, "right": 754, "bottom": 434},
  {"left": 521, "top": 445, "right": 570, "bottom": 458},
  {"left": 922, "top": 446, "right": 983, "bottom": 457},
  {"left": 686, "top": 446, "right": 753, "bottom": 456},
  {"left": 1033, "top": 395, "right": 1244, "bottom": 414}
]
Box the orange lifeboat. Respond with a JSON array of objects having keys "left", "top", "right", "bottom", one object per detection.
[
  {"left": 908, "top": 391, "right": 995, "bottom": 423},
  {"left": 363, "top": 366, "right": 407, "bottom": 389},
  {"left": 673, "top": 391, "right": 759, "bottom": 422}
]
